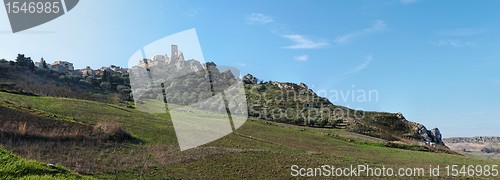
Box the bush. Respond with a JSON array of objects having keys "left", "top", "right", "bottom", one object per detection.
[
  {"left": 34, "top": 68, "right": 49, "bottom": 75},
  {"left": 93, "top": 121, "right": 134, "bottom": 142},
  {"left": 100, "top": 82, "right": 112, "bottom": 90},
  {"left": 481, "top": 147, "right": 500, "bottom": 154}
]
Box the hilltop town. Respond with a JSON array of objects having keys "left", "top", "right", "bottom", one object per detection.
[
  {"left": 28, "top": 44, "right": 198, "bottom": 77},
  {"left": 33, "top": 59, "right": 128, "bottom": 78},
  {"left": 0, "top": 54, "right": 131, "bottom": 103}
]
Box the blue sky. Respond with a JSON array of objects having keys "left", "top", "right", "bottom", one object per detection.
[{"left": 0, "top": 0, "right": 499, "bottom": 137}]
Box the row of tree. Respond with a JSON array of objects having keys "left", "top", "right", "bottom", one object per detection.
[{"left": 15, "top": 54, "right": 37, "bottom": 70}]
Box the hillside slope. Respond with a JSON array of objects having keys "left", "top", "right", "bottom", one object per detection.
[
  {"left": 243, "top": 74, "right": 445, "bottom": 146},
  {"left": 0, "top": 92, "right": 496, "bottom": 179},
  {"left": 1, "top": 58, "right": 445, "bottom": 147},
  {"left": 0, "top": 146, "right": 89, "bottom": 179}
]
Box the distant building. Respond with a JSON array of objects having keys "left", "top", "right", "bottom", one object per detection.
[
  {"left": 49, "top": 61, "right": 74, "bottom": 74},
  {"left": 94, "top": 69, "right": 104, "bottom": 77},
  {"left": 53, "top": 61, "right": 74, "bottom": 71},
  {"left": 138, "top": 45, "right": 186, "bottom": 69},
  {"left": 80, "top": 66, "right": 95, "bottom": 76},
  {"left": 109, "top": 65, "right": 128, "bottom": 75},
  {"left": 35, "top": 58, "right": 48, "bottom": 69},
  {"left": 110, "top": 65, "right": 120, "bottom": 72},
  {"left": 34, "top": 62, "right": 43, "bottom": 68}
]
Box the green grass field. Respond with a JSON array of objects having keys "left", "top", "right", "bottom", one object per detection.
[
  {"left": 0, "top": 146, "right": 90, "bottom": 179},
  {"left": 0, "top": 91, "right": 499, "bottom": 179}
]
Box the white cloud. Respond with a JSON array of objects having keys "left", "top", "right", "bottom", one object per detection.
[
  {"left": 344, "top": 55, "right": 373, "bottom": 75},
  {"left": 438, "top": 28, "right": 481, "bottom": 36},
  {"left": 245, "top": 13, "right": 329, "bottom": 50},
  {"left": 335, "top": 20, "right": 388, "bottom": 45},
  {"left": 245, "top": 13, "right": 274, "bottom": 25},
  {"left": 433, "top": 28, "right": 481, "bottom": 47},
  {"left": 335, "top": 33, "right": 358, "bottom": 45},
  {"left": 236, "top": 62, "right": 247, "bottom": 67},
  {"left": 366, "top": 20, "right": 388, "bottom": 32},
  {"left": 400, "top": 0, "right": 419, "bottom": 5},
  {"left": 433, "top": 39, "right": 474, "bottom": 47},
  {"left": 294, "top": 54, "right": 309, "bottom": 62},
  {"left": 282, "top": 34, "right": 329, "bottom": 49}
]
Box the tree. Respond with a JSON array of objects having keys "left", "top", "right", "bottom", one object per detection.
[
  {"left": 27, "top": 57, "right": 35, "bottom": 71},
  {"left": 15, "top": 54, "right": 35, "bottom": 71},
  {"left": 15, "top": 54, "right": 26, "bottom": 65},
  {"left": 101, "top": 69, "right": 113, "bottom": 83}
]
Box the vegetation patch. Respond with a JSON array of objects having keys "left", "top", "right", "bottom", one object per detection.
[{"left": 0, "top": 146, "right": 90, "bottom": 179}]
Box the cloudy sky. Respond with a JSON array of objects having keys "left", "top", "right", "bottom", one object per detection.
[{"left": 1, "top": 0, "right": 499, "bottom": 137}]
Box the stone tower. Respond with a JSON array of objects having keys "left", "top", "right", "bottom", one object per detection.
[{"left": 171, "top": 45, "right": 179, "bottom": 62}]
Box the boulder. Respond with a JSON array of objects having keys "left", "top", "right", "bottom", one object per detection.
[
  {"left": 430, "top": 128, "right": 444, "bottom": 145},
  {"left": 242, "top": 74, "right": 257, "bottom": 84}
]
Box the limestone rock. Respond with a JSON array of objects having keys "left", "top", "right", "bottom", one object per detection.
[{"left": 242, "top": 74, "right": 257, "bottom": 84}]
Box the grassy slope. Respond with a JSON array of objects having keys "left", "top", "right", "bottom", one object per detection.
[
  {"left": 0, "top": 146, "right": 89, "bottom": 179},
  {"left": 0, "top": 91, "right": 498, "bottom": 179}
]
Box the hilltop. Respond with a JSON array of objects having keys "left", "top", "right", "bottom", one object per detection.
[{"left": 0, "top": 54, "right": 131, "bottom": 104}]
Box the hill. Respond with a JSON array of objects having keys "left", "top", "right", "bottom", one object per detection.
[
  {"left": 444, "top": 137, "right": 500, "bottom": 160},
  {"left": 2, "top": 54, "right": 445, "bottom": 147},
  {"left": 242, "top": 74, "right": 445, "bottom": 147},
  {"left": 0, "top": 91, "right": 497, "bottom": 179}
]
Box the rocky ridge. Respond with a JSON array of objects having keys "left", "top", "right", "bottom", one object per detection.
[{"left": 242, "top": 73, "right": 445, "bottom": 146}]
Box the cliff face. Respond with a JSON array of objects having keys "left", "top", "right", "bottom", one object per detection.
[
  {"left": 413, "top": 124, "right": 444, "bottom": 146},
  {"left": 242, "top": 73, "right": 445, "bottom": 146}
]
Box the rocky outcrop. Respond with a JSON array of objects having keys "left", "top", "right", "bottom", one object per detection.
[
  {"left": 430, "top": 128, "right": 443, "bottom": 145},
  {"left": 242, "top": 74, "right": 257, "bottom": 84},
  {"left": 186, "top": 59, "right": 203, "bottom": 72},
  {"left": 410, "top": 121, "right": 444, "bottom": 146},
  {"left": 270, "top": 82, "right": 315, "bottom": 95}
]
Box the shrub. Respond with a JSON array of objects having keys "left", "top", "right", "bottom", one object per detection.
[
  {"left": 93, "top": 121, "right": 133, "bottom": 142},
  {"left": 99, "top": 82, "right": 112, "bottom": 90}
]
